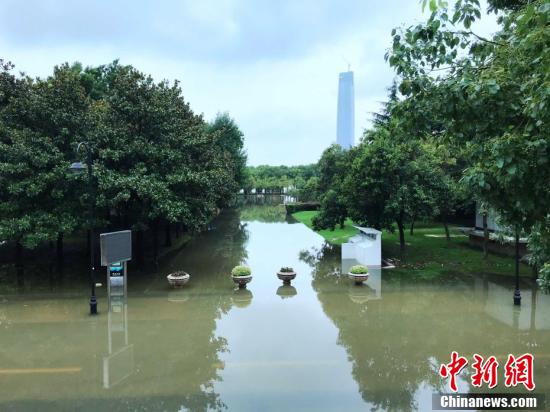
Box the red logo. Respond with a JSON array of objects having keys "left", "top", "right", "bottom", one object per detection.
[
  {"left": 439, "top": 352, "right": 535, "bottom": 392},
  {"left": 439, "top": 351, "right": 469, "bottom": 392},
  {"left": 504, "top": 353, "right": 535, "bottom": 391},
  {"left": 471, "top": 354, "right": 499, "bottom": 389}
]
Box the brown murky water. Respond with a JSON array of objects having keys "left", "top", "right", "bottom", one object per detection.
[{"left": 0, "top": 209, "right": 548, "bottom": 411}]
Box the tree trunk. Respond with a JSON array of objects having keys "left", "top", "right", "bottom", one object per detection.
[
  {"left": 15, "top": 242, "right": 24, "bottom": 289},
  {"left": 482, "top": 213, "right": 489, "bottom": 259},
  {"left": 397, "top": 219, "right": 406, "bottom": 251},
  {"left": 175, "top": 223, "right": 180, "bottom": 239},
  {"left": 48, "top": 240, "right": 56, "bottom": 278},
  {"left": 410, "top": 220, "right": 415, "bottom": 236},
  {"left": 443, "top": 220, "right": 450, "bottom": 241},
  {"left": 56, "top": 232, "right": 64, "bottom": 264},
  {"left": 164, "top": 222, "right": 172, "bottom": 247},
  {"left": 136, "top": 230, "right": 145, "bottom": 265},
  {"left": 153, "top": 222, "right": 159, "bottom": 266}
]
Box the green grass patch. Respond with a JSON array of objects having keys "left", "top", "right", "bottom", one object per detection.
[
  {"left": 292, "top": 211, "right": 359, "bottom": 245},
  {"left": 292, "top": 211, "right": 532, "bottom": 278}
]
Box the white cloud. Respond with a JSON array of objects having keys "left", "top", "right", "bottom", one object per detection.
[{"left": 0, "top": 0, "right": 498, "bottom": 165}]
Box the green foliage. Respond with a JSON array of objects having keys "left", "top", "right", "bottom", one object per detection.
[
  {"left": 292, "top": 211, "right": 359, "bottom": 245},
  {"left": 297, "top": 211, "right": 532, "bottom": 278},
  {"left": 527, "top": 217, "right": 550, "bottom": 272},
  {"left": 284, "top": 202, "right": 320, "bottom": 214},
  {"left": 0, "top": 62, "right": 86, "bottom": 247},
  {"left": 208, "top": 112, "right": 247, "bottom": 204},
  {"left": 312, "top": 189, "right": 347, "bottom": 231},
  {"left": 239, "top": 205, "right": 286, "bottom": 223},
  {"left": 342, "top": 133, "right": 450, "bottom": 249},
  {"left": 231, "top": 265, "right": 251, "bottom": 277},
  {"left": 279, "top": 266, "right": 294, "bottom": 273},
  {"left": 299, "top": 176, "right": 320, "bottom": 202},
  {"left": 385, "top": 0, "right": 549, "bottom": 274},
  {"left": 349, "top": 265, "right": 368, "bottom": 274},
  {"left": 245, "top": 164, "right": 318, "bottom": 197},
  {"left": 0, "top": 59, "right": 247, "bottom": 251},
  {"left": 536, "top": 263, "right": 550, "bottom": 291},
  {"left": 311, "top": 145, "right": 350, "bottom": 231}
]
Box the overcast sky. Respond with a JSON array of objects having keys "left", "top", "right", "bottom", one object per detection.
[{"left": 0, "top": 0, "right": 499, "bottom": 165}]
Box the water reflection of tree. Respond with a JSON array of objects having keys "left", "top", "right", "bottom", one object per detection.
[
  {"left": 0, "top": 210, "right": 253, "bottom": 411},
  {"left": 156, "top": 209, "right": 251, "bottom": 410},
  {"left": 238, "top": 204, "right": 287, "bottom": 223},
  {"left": 302, "top": 246, "right": 525, "bottom": 412}
]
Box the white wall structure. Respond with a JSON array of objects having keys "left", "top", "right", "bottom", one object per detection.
[
  {"left": 341, "top": 226, "right": 381, "bottom": 267},
  {"left": 475, "top": 203, "right": 503, "bottom": 231},
  {"left": 336, "top": 71, "right": 354, "bottom": 150}
]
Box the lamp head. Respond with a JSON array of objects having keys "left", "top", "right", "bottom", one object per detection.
[{"left": 69, "top": 161, "right": 86, "bottom": 173}]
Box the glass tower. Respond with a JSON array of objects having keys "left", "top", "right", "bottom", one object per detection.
[{"left": 336, "top": 71, "right": 355, "bottom": 150}]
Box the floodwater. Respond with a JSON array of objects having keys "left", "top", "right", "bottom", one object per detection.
[{"left": 0, "top": 208, "right": 549, "bottom": 411}]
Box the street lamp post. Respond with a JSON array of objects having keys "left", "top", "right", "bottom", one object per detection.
[
  {"left": 70, "top": 142, "right": 97, "bottom": 315},
  {"left": 513, "top": 230, "right": 521, "bottom": 306}
]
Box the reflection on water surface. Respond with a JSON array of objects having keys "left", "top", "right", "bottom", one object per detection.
[{"left": 0, "top": 209, "right": 548, "bottom": 411}]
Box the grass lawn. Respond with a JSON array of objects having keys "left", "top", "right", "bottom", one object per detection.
[
  {"left": 292, "top": 210, "right": 532, "bottom": 278},
  {"left": 292, "top": 210, "right": 359, "bottom": 245}
]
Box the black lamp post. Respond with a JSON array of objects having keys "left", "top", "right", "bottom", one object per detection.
[
  {"left": 69, "top": 142, "right": 97, "bottom": 315},
  {"left": 513, "top": 229, "right": 521, "bottom": 306}
]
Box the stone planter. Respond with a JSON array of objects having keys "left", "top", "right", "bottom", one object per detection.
[
  {"left": 167, "top": 271, "right": 190, "bottom": 288},
  {"left": 277, "top": 271, "right": 296, "bottom": 285},
  {"left": 232, "top": 275, "right": 252, "bottom": 289},
  {"left": 348, "top": 272, "right": 369, "bottom": 285}
]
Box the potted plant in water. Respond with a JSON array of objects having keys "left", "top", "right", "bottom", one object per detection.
[
  {"left": 348, "top": 265, "right": 369, "bottom": 285},
  {"left": 277, "top": 266, "right": 297, "bottom": 285},
  {"left": 231, "top": 265, "right": 252, "bottom": 288},
  {"left": 167, "top": 270, "right": 191, "bottom": 288}
]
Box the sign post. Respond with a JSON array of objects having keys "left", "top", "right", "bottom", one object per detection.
[
  {"left": 100, "top": 230, "right": 134, "bottom": 388},
  {"left": 100, "top": 230, "right": 132, "bottom": 311}
]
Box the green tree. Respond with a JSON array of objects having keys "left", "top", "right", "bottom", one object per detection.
[
  {"left": 343, "top": 131, "right": 442, "bottom": 250},
  {"left": 207, "top": 112, "right": 247, "bottom": 203},
  {"left": 312, "top": 145, "right": 349, "bottom": 230},
  {"left": 0, "top": 62, "right": 90, "bottom": 257},
  {"left": 387, "top": 0, "right": 549, "bottom": 270}
]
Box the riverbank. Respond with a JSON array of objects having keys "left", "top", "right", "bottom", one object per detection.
[{"left": 292, "top": 210, "right": 532, "bottom": 278}]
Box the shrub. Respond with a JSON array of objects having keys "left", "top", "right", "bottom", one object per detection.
[
  {"left": 231, "top": 265, "right": 251, "bottom": 277},
  {"left": 536, "top": 263, "right": 550, "bottom": 291},
  {"left": 279, "top": 266, "right": 294, "bottom": 273},
  {"left": 349, "top": 265, "right": 368, "bottom": 274},
  {"left": 285, "top": 202, "right": 320, "bottom": 214}
]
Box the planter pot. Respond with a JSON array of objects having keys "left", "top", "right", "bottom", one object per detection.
[
  {"left": 167, "top": 271, "right": 190, "bottom": 288},
  {"left": 277, "top": 271, "right": 296, "bottom": 285},
  {"left": 232, "top": 275, "right": 252, "bottom": 289},
  {"left": 348, "top": 272, "right": 369, "bottom": 285}
]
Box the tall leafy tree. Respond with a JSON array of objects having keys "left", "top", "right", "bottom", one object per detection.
[
  {"left": 312, "top": 145, "right": 349, "bottom": 230},
  {"left": 0, "top": 62, "right": 89, "bottom": 256},
  {"left": 208, "top": 112, "right": 247, "bottom": 204},
  {"left": 343, "top": 131, "right": 442, "bottom": 250},
  {"left": 387, "top": 0, "right": 549, "bottom": 271}
]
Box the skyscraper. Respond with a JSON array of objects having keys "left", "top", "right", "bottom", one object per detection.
[{"left": 336, "top": 70, "right": 355, "bottom": 150}]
